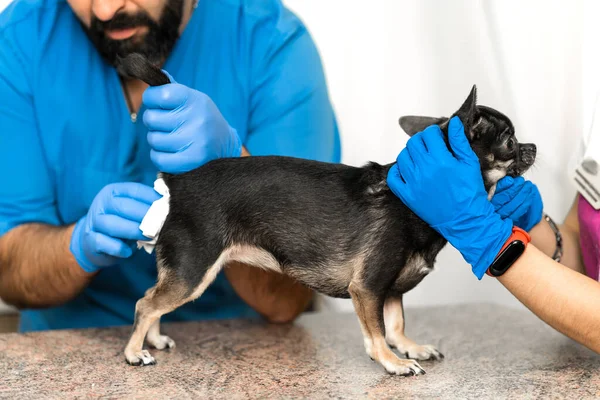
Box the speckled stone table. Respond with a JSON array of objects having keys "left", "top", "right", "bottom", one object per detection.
[{"left": 1, "top": 304, "right": 599, "bottom": 399}]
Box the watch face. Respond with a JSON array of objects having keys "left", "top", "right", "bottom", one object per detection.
[{"left": 489, "top": 240, "right": 526, "bottom": 276}]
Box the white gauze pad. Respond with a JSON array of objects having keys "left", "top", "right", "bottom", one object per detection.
[{"left": 137, "top": 178, "right": 170, "bottom": 254}]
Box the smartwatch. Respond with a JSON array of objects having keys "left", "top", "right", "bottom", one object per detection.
[{"left": 486, "top": 226, "right": 531, "bottom": 277}]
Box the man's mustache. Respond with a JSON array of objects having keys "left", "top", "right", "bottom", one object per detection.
[{"left": 90, "top": 12, "right": 156, "bottom": 33}]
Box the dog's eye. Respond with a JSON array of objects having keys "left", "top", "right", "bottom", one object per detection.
[{"left": 507, "top": 138, "right": 515, "bottom": 150}]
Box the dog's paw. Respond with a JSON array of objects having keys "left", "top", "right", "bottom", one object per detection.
[
  {"left": 381, "top": 358, "right": 426, "bottom": 377},
  {"left": 403, "top": 344, "right": 444, "bottom": 361},
  {"left": 125, "top": 349, "right": 156, "bottom": 366},
  {"left": 147, "top": 334, "right": 176, "bottom": 351}
]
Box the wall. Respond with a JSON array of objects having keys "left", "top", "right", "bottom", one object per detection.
[
  {"left": 282, "top": 0, "right": 586, "bottom": 312},
  {"left": 0, "top": 0, "right": 590, "bottom": 314}
]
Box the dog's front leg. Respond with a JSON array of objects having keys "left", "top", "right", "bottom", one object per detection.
[
  {"left": 383, "top": 296, "right": 444, "bottom": 361},
  {"left": 348, "top": 282, "right": 425, "bottom": 376}
]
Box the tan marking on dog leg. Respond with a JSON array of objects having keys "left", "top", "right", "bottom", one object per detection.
[
  {"left": 146, "top": 318, "right": 175, "bottom": 350},
  {"left": 348, "top": 282, "right": 425, "bottom": 376},
  {"left": 124, "top": 249, "right": 231, "bottom": 366},
  {"left": 384, "top": 297, "right": 444, "bottom": 361},
  {"left": 124, "top": 290, "right": 163, "bottom": 366},
  {"left": 227, "top": 244, "right": 282, "bottom": 273},
  {"left": 186, "top": 250, "right": 231, "bottom": 299}
]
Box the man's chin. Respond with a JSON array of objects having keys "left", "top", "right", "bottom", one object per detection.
[{"left": 92, "top": 40, "right": 157, "bottom": 68}]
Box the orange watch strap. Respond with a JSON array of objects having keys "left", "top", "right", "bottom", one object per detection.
[{"left": 486, "top": 226, "right": 531, "bottom": 277}]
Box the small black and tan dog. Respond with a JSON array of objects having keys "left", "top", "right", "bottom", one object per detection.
[{"left": 117, "top": 54, "right": 537, "bottom": 376}]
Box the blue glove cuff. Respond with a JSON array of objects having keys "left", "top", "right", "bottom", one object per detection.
[
  {"left": 434, "top": 211, "right": 513, "bottom": 280},
  {"left": 229, "top": 126, "right": 243, "bottom": 158},
  {"left": 527, "top": 205, "right": 544, "bottom": 232},
  {"left": 70, "top": 216, "right": 99, "bottom": 274},
  {"left": 470, "top": 217, "right": 513, "bottom": 279}
]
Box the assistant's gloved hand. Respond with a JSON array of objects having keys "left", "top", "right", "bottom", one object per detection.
[
  {"left": 491, "top": 176, "right": 543, "bottom": 232},
  {"left": 142, "top": 73, "right": 242, "bottom": 174},
  {"left": 386, "top": 116, "right": 513, "bottom": 279},
  {"left": 70, "top": 182, "right": 160, "bottom": 273}
]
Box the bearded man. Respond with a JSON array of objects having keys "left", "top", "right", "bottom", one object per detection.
[{"left": 0, "top": 0, "right": 340, "bottom": 331}]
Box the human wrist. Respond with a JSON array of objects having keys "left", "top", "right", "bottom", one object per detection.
[
  {"left": 69, "top": 216, "right": 98, "bottom": 274},
  {"left": 528, "top": 214, "right": 564, "bottom": 261},
  {"left": 521, "top": 201, "right": 543, "bottom": 232},
  {"left": 530, "top": 209, "right": 544, "bottom": 230},
  {"left": 472, "top": 214, "right": 514, "bottom": 279},
  {"left": 65, "top": 224, "right": 97, "bottom": 279},
  {"left": 434, "top": 209, "right": 513, "bottom": 279}
]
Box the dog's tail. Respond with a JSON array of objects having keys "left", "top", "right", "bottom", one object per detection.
[{"left": 115, "top": 53, "right": 171, "bottom": 86}]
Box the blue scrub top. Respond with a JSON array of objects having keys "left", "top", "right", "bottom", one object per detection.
[{"left": 0, "top": 0, "right": 341, "bottom": 332}]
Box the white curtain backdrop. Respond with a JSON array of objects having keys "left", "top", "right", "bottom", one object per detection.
[
  {"left": 0, "top": 0, "right": 592, "bottom": 314},
  {"left": 282, "top": 0, "right": 588, "bottom": 312}
]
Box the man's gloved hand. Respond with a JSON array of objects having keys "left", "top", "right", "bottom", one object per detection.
[
  {"left": 386, "top": 116, "right": 513, "bottom": 279},
  {"left": 70, "top": 182, "right": 160, "bottom": 273},
  {"left": 491, "top": 176, "right": 543, "bottom": 232},
  {"left": 142, "top": 74, "right": 242, "bottom": 174}
]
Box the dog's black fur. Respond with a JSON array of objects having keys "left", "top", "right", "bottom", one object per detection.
[
  {"left": 116, "top": 53, "right": 171, "bottom": 86},
  {"left": 117, "top": 54, "right": 537, "bottom": 375},
  {"left": 159, "top": 155, "right": 438, "bottom": 298}
]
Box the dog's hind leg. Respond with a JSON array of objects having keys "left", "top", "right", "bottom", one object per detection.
[
  {"left": 123, "top": 251, "right": 226, "bottom": 366},
  {"left": 146, "top": 319, "right": 175, "bottom": 350},
  {"left": 348, "top": 281, "right": 425, "bottom": 376},
  {"left": 383, "top": 295, "right": 444, "bottom": 361},
  {"left": 123, "top": 277, "right": 186, "bottom": 366},
  {"left": 132, "top": 283, "right": 175, "bottom": 352}
]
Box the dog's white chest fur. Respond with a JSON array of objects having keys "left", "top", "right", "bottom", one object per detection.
[
  {"left": 408, "top": 255, "right": 431, "bottom": 275},
  {"left": 393, "top": 254, "right": 432, "bottom": 288}
]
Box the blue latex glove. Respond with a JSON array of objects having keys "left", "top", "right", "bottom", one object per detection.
[
  {"left": 491, "top": 176, "right": 543, "bottom": 232},
  {"left": 142, "top": 73, "right": 242, "bottom": 174},
  {"left": 386, "top": 116, "right": 513, "bottom": 279},
  {"left": 70, "top": 183, "right": 160, "bottom": 273}
]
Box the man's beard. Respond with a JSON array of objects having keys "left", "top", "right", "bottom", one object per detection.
[{"left": 81, "top": 0, "right": 184, "bottom": 69}]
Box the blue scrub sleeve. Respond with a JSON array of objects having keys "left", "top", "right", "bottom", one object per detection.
[
  {"left": 244, "top": 14, "right": 341, "bottom": 163},
  {"left": 0, "top": 31, "right": 59, "bottom": 236}
]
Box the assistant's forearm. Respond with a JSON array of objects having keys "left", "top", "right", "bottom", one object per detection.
[
  {"left": 529, "top": 219, "right": 585, "bottom": 274},
  {"left": 224, "top": 261, "right": 313, "bottom": 323},
  {"left": 531, "top": 195, "right": 584, "bottom": 274},
  {"left": 498, "top": 244, "right": 600, "bottom": 353},
  {"left": 0, "top": 223, "right": 94, "bottom": 309}
]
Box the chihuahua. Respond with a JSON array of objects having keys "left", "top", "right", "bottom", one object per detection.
[{"left": 116, "top": 54, "right": 536, "bottom": 376}]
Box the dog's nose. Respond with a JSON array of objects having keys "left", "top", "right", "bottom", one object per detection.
[
  {"left": 520, "top": 144, "right": 536, "bottom": 165},
  {"left": 519, "top": 143, "right": 536, "bottom": 154}
]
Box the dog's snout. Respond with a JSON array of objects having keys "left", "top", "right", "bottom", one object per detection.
[{"left": 519, "top": 143, "right": 536, "bottom": 165}]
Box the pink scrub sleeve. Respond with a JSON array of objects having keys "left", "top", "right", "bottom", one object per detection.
[{"left": 578, "top": 195, "right": 600, "bottom": 280}]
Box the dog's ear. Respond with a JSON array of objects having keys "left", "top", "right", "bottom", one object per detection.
[
  {"left": 116, "top": 53, "right": 171, "bottom": 86},
  {"left": 451, "top": 85, "right": 478, "bottom": 140},
  {"left": 398, "top": 116, "right": 446, "bottom": 137}
]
